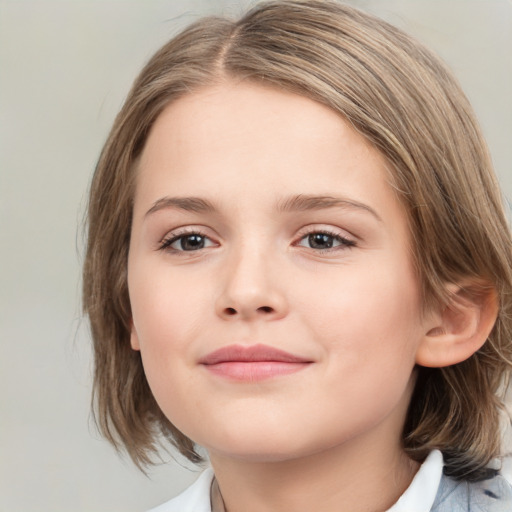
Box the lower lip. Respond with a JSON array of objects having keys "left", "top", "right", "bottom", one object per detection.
[{"left": 203, "top": 361, "right": 310, "bottom": 381}]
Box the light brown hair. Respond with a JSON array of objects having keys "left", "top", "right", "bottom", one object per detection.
[{"left": 83, "top": 0, "right": 512, "bottom": 479}]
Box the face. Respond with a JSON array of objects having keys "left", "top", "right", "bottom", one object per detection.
[{"left": 128, "top": 82, "right": 429, "bottom": 464}]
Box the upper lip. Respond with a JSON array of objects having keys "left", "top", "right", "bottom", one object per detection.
[{"left": 199, "top": 344, "right": 311, "bottom": 365}]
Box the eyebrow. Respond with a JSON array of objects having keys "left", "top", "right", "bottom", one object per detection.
[
  {"left": 145, "top": 196, "right": 217, "bottom": 217},
  {"left": 277, "top": 194, "right": 382, "bottom": 221},
  {"left": 145, "top": 194, "right": 382, "bottom": 221}
]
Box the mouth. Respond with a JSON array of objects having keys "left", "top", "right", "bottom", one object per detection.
[{"left": 199, "top": 344, "right": 313, "bottom": 381}]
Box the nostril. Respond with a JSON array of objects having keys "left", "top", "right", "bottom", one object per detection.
[
  {"left": 258, "top": 306, "right": 274, "bottom": 313},
  {"left": 225, "top": 307, "right": 237, "bottom": 316}
]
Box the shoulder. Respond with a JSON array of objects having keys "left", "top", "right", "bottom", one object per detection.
[
  {"left": 147, "top": 468, "right": 214, "bottom": 512},
  {"left": 431, "top": 470, "right": 512, "bottom": 512}
]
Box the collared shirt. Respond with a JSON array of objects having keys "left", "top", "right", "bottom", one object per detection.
[
  {"left": 148, "top": 450, "right": 512, "bottom": 512},
  {"left": 388, "top": 450, "right": 443, "bottom": 512}
]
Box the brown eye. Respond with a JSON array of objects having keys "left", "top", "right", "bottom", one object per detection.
[
  {"left": 160, "top": 232, "right": 215, "bottom": 252},
  {"left": 308, "top": 233, "right": 335, "bottom": 249},
  {"left": 297, "top": 231, "right": 355, "bottom": 251},
  {"left": 176, "top": 234, "right": 206, "bottom": 251}
]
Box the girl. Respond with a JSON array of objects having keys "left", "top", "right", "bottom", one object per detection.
[{"left": 83, "top": 1, "right": 512, "bottom": 510}]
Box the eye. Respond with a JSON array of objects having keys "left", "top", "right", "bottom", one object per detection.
[
  {"left": 296, "top": 231, "right": 355, "bottom": 251},
  {"left": 159, "top": 231, "right": 216, "bottom": 252}
]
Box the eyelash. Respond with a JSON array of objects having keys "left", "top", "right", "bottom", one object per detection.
[
  {"left": 159, "top": 228, "right": 212, "bottom": 252},
  {"left": 158, "top": 228, "right": 356, "bottom": 254},
  {"left": 295, "top": 229, "right": 356, "bottom": 253}
]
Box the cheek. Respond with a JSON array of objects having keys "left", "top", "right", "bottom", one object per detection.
[
  {"left": 298, "top": 258, "right": 422, "bottom": 366},
  {"left": 129, "top": 271, "right": 207, "bottom": 431},
  {"left": 298, "top": 266, "right": 421, "bottom": 436},
  {"left": 128, "top": 265, "right": 209, "bottom": 407},
  {"left": 130, "top": 264, "right": 208, "bottom": 347}
]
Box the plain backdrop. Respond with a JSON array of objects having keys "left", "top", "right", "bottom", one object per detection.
[{"left": 1, "top": 1, "right": 511, "bottom": 511}]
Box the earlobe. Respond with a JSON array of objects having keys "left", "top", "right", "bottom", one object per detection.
[
  {"left": 130, "top": 321, "right": 141, "bottom": 351},
  {"left": 415, "top": 281, "right": 498, "bottom": 368}
]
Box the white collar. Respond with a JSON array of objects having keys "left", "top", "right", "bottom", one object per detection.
[
  {"left": 149, "top": 450, "right": 444, "bottom": 512},
  {"left": 387, "top": 449, "right": 444, "bottom": 512},
  {"left": 148, "top": 468, "right": 214, "bottom": 512}
]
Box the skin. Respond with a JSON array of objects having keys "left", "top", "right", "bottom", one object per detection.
[{"left": 128, "top": 81, "right": 439, "bottom": 512}]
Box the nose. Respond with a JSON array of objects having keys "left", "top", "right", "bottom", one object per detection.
[{"left": 215, "top": 245, "right": 288, "bottom": 321}]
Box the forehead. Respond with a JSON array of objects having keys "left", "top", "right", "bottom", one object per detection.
[
  {"left": 140, "top": 82, "right": 376, "bottom": 176},
  {"left": 134, "top": 82, "right": 405, "bottom": 227}
]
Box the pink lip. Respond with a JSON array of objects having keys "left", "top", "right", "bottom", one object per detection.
[{"left": 199, "top": 344, "right": 312, "bottom": 381}]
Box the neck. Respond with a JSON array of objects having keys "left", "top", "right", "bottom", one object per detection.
[{"left": 209, "top": 432, "right": 419, "bottom": 512}]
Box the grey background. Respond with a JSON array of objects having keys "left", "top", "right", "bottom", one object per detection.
[{"left": 1, "top": 1, "right": 511, "bottom": 511}]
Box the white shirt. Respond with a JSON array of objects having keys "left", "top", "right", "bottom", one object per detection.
[
  {"left": 388, "top": 450, "right": 443, "bottom": 512},
  {"left": 148, "top": 450, "right": 444, "bottom": 512}
]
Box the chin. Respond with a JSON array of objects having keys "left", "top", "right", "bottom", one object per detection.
[
  {"left": 201, "top": 427, "right": 331, "bottom": 464},
  {"left": 209, "top": 445, "right": 307, "bottom": 464}
]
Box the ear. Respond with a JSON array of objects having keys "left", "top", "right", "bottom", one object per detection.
[
  {"left": 130, "top": 321, "right": 141, "bottom": 351},
  {"left": 415, "top": 280, "right": 498, "bottom": 368}
]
